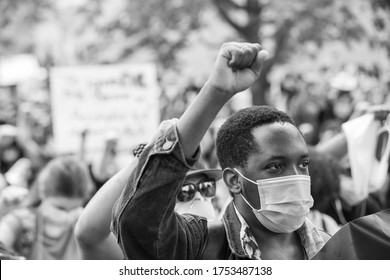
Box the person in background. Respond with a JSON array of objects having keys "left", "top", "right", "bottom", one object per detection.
[
  {"left": 312, "top": 207, "right": 390, "bottom": 260},
  {"left": 307, "top": 147, "right": 341, "bottom": 235},
  {"left": 80, "top": 129, "right": 120, "bottom": 192},
  {"left": 0, "top": 183, "right": 29, "bottom": 219},
  {"left": 315, "top": 104, "right": 390, "bottom": 223},
  {"left": 0, "top": 156, "right": 93, "bottom": 259},
  {"left": 0, "top": 106, "right": 52, "bottom": 179},
  {"left": 75, "top": 142, "right": 222, "bottom": 259},
  {"left": 169, "top": 156, "right": 222, "bottom": 221}
]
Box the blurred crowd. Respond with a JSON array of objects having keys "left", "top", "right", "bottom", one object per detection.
[
  {"left": 0, "top": 56, "right": 389, "bottom": 260},
  {"left": 275, "top": 63, "right": 389, "bottom": 146}
]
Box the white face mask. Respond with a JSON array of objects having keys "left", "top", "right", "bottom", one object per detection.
[{"left": 235, "top": 169, "right": 313, "bottom": 233}]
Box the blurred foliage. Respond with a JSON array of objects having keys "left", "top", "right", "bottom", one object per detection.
[
  {"left": 0, "top": 0, "right": 206, "bottom": 68},
  {"left": 373, "top": 0, "right": 390, "bottom": 9},
  {"left": 0, "top": 0, "right": 52, "bottom": 54},
  {"left": 0, "top": 0, "right": 389, "bottom": 105},
  {"left": 211, "top": 0, "right": 373, "bottom": 105},
  {"left": 371, "top": 0, "right": 390, "bottom": 56},
  {"left": 72, "top": 0, "right": 207, "bottom": 67}
]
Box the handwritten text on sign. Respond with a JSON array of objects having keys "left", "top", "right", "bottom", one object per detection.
[{"left": 50, "top": 63, "right": 160, "bottom": 161}]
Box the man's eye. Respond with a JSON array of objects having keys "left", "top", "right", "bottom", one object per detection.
[
  {"left": 268, "top": 163, "right": 283, "bottom": 170},
  {"left": 299, "top": 161, "right": 310, "bottom": 168}
]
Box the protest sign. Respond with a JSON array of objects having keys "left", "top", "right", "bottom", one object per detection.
[{"left": 50, "top": 63, "right": 160, "bottom": 164}]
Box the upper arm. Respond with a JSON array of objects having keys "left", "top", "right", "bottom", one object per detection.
[
  {"left": 315, "top": 132, "right": 347, "bottom": 160},
  {"left": 75, "top": 159, "right": 137, "bottom": 246},
  {"left": 77, "top": 233, "right": 124, "bottom": 260}
]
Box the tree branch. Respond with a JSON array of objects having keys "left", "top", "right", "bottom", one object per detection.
[
  {"left": 212, "top": 0, "right": 246, "bottom": 34},
  {"left": 214, "top": 0, "right": 246, "bottom": 10}
]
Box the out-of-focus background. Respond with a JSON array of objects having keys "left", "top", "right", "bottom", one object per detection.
[
  {"left": 1, "top": 0, "right": 389, "bottom": 197},
  {"left": 1, "top": 0, "right": 389, "bottom": 187},
  {"left": 0, "top": 0, "right": 390, "bottom": 261},
  {"left": 1, "top": 0, "right": 389, "bottom": 166}
]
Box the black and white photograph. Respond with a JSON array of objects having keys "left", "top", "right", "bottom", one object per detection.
[{"left": 1, "top": 0, "right": 390, "bottom": 279}]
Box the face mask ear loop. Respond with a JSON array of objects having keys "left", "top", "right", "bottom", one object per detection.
[
  {"left": 234, "top": 168, "right": 257, "bottom": 185},
  {"left": 239, "top": 193, "right": 256, "bottom": 211},
  {"left": 234, "top": 168, "right": 259, "bottom": 211}
]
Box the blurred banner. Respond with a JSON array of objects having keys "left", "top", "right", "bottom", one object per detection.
[
  {"left": 312, "top": 208, "right": 390, "bottom": 259},
  {"left": 50, "top": 63, "right": 160, "bottom": 164}
]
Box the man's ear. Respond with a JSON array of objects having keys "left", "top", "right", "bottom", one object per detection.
[{"left": 223, "top": 167, "right": 242, "bottom": 194}]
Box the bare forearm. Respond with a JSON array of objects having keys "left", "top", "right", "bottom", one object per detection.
[
  {"left": 316, "top": 133, "right": 347, "bottom": 160},
  {"left": 177, "top": 43, "right": 268, "bottom": 159},
  {"left": 177, "top": 82, "right": 230, "bottom": 159}
]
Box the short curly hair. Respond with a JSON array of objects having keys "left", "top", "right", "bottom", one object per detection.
[{"left": 216, "top": 106, "right": 296, "bottom": 169}]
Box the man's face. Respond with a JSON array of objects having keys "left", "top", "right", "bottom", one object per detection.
[
  {"left": 174, "top": 174, "right": 216, "bottom": 220},
  {"left": 241, "top": 122, "right": 309, "bottom": 209}
]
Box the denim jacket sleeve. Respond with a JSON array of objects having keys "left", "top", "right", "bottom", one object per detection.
[{"left": 111, "top": 123, "right": 208, "bottom": 259}]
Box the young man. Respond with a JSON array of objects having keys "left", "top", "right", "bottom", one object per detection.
[{"left": 111, "top": 42, "right": 329, "bottom": 259}]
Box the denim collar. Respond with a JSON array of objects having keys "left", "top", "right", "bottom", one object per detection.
[
  {"left": 221, "top": 202, "right": 248, "bottom": 258},
  {"left": 221, "top": 201, "right": 325, "bottom": 259}
]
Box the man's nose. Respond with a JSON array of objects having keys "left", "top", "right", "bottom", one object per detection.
[
  {"left": 193, "top": 191, "right": 205, "bottom": 201},
  {"left": 287, "top": 165, "right": 303, "bottom": 176}
]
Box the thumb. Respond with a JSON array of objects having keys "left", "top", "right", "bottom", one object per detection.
[{"left": 251, "top": 50, "right": 269, "bottom": 76}]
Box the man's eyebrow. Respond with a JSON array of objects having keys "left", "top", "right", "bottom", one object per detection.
[
  {"left": 262, "top": 153, "right": 310, "bottom": 161},
  {"left": 261, "top": 155, "right": 288, "bottom": 161}
]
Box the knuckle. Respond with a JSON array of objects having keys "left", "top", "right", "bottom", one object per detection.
[{"left": 221, "top": 42, "right": 233, "bottom": 49}]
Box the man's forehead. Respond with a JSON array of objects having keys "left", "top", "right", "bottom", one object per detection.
[
  {"left": 252, "top": 121, "right": 298, "bottom": 136},
  {"left": 251, "top": 122, "right": 307, "bottom": 152}
]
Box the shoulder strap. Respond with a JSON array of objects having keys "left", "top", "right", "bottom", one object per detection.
[{"left": 200, "top": 220, "right": 229, "bottom": 260}]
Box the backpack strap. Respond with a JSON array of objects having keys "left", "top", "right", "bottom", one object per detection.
[{"left": 200, "top": 220, "right": 229, "bottom": 259}]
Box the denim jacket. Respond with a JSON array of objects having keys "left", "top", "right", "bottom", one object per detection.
[{"left": 111, "top": 123, "right": 325, "bottom": 259}]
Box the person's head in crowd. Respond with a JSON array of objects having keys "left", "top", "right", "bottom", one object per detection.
[
  {"left": 0, "top": 184, "right": 29, "bottom": 218},
  {"left": 0, "top": 125, "right": 17, "bottom": 148},
  {"left": 280, "top": 72, "right": 300, "bottom": 100},
  {"left": 37, "top": 156, "right": 93, "bottom": 210},
  {"left": 318, "top": 119, "right": 343, "bottom": 144},
  {"left": 4, "top": 158, "right": 32, "bottom": 189},
  {"left": 332, "top": 90, "right": 354, "bottom": 122},
  {"left": 0, "top": 125, "right": 24, "bottom": 174},
  {"left": 307, "top": 147, "right": 341, "bottom": 214},
  {"left": 216, "top": 105, "right": 313, "bottom": 233},
  {"left": 299, "top": 122, "right": 317, "bottom": 145},
  {"left": 0, "top": 171, "right": 29, "bottom": 218},
  {"left": 175, "top": 161, "right": 222, "bottom": 221}
]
